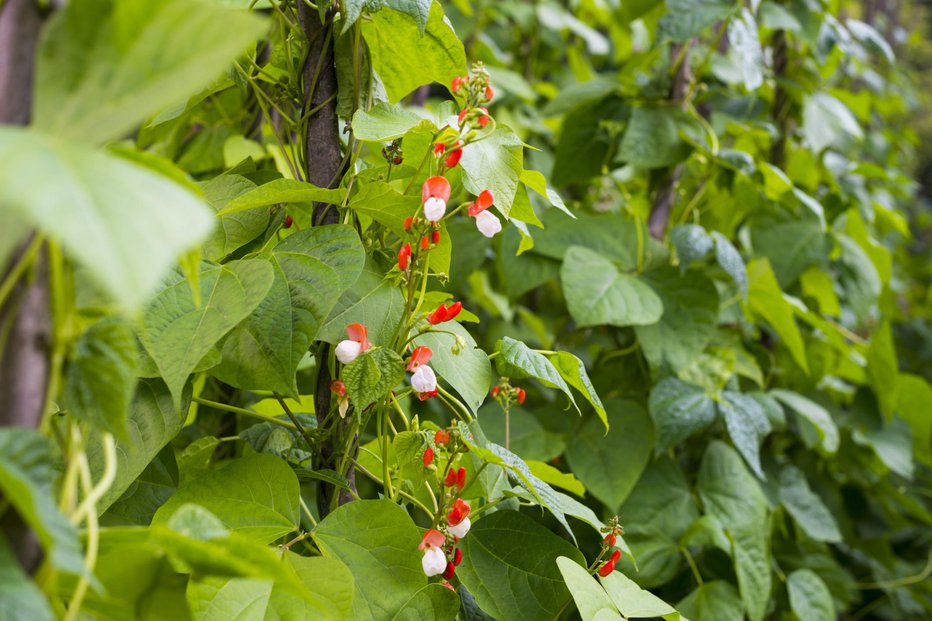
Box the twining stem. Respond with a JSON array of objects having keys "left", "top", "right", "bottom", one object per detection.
[
  {"left": 70, "top": 433, "right": 117, "bottom": 525},
  {"left": 681, "top": 546, "right": 704, "bottom": 586},
  {"left": 274, "top": 393, "right": 316, "bottom": 448}
]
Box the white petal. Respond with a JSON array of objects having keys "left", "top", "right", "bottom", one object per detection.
[
  {"left": 447, "top": 517, "right": 470, "bottom": 538},
  {"left": 421, "top": 547, "right": 447, "bottom": 576},
  {"left": 423, "top": 197, "right": 446, "bottom": 222},
  {"left": 335, "top": 340, "right": 362, "bottom": 364},
  {"left": 411, "top": 365, "right": 437, "bottom": 393},
  {"left": 474, "top": 211, "right": 501, "bottom": 238}
]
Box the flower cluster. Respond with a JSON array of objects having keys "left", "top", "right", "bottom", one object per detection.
[
  {"left": 490, "top": 380, "right": 526, "bottom": 407},
  {"left": 596, "top": 519, "right": 625, "bottom": 577}
]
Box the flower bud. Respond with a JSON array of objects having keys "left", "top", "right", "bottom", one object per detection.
[
  {"left": 484, "top": 85, "right": 494, "bottom": 101},
  {"left": 330, "top": 380, "right": 346, "bottom": 397},
  {"left": 604, "top": 533, "right": 616, "bottom": 548},
  {"left": 451, "top": 76, "right": 463, "bottom": 93},
  {"left": 516, "top": 388, "right": 526, "bottom": 405},
  {"left": 283, "top": 214, "right": 293, "bottom": 229},
  {"left": 435, "top": 429, "right": 450, "bottom": 446},
  {"left": 423, "top": 447, "right": 435, "bottom": 467},
  {"left": 443, "top": 561, "right": 456, "bottom": 580},
  {"left": 404, "top": 216, "right": 413, "bottom": 231},
  {"left": 444, "top": 148, "right": 463, "bottom": 168},
  {"left": 453, "top": 548, "right": 463, "bottom": 566},
  {"left": 432, "top": 230, "right": 441, "bottom": 245},
  {"left": 598, "top": 560, "right": 615, "bottom": 577}
]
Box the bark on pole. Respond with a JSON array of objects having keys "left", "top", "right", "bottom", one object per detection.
[
  {"left": 297, "top": 3, "right": 357, "bottom": 511},
  {"left": 0, "top": 0, "right": 48, "bottom": 572}
]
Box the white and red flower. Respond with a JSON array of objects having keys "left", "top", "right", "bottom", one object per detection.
[
  {"left": 422, "top": 176, "right": 451, "bottom": 223},
  {"left": 419, "top": 529, "right": 447, "bottom": 577},
  {"left": 411, "top": 365, "right": 437, "bottom": 395},
  {"left": 335, "top": 323, "right": 370, "bottom": 364},
  {"left": 446, "top": 498, "right": 471, "bottom": 538}
]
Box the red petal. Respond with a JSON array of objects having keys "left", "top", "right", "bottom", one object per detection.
[
  {"left": 598, "top": 560, "right": 615, "bottom": 577},
  {"left": 458, "top": 108, "right": 469, "bottom": 124},
  {"left": 446, "top": 301, "right": 462, "bottom": 320},
  {"left": 444, "top": 469, "right": 458, "bottom": 487},
  {"left": 421, "top": 176, "right": 451, "bottom": 204},
  {"left": 406, "top": 346, "right": 433, "bottom": 371},
  {"left": 346, "top": 323, "right": 369, "bottom": 350},
  {"left": 610, "top": 550, "right": 622, "bottom": 563},
  {"left": 476, "top": 190, "right": 494, "bottom": 210},
  {"left": 443, "top": 562, "right": 456, "bottom": 580},
  {"left": 453, "top": 548, "right": 463, "bottom": 566},
  {"left": 423, "top": 447, "right": 434, "bottom": 467},
  {"left": 419, "top": 528, "right": 446, "bottom": 550},
  {"left": 433, "top": 142, "right": 446, "bottom": 155},
  {"left": 428, "top": 303, "right": 449, "bottom": 325},
  {"left": 444, "top": 149, "right": 463, "bottom": 168},
  {"left": 456, "top": 467, "right": 466, "bottom": 490}
]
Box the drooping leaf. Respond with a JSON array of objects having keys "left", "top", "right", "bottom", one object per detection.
[
  {"left": 746, "top": 259, "right": 809, "bottom": 373},
  {"left": 494, "top": 337, "right": 579, "bottom": 414},
  {"left": 649, "top": 378, "right": 716, "bottom": 454},
  {"left": 719, "top": 391, "right": 771, "bottom": 479},
  {"left": 0, "top": 537, "right": 54, "bottom": 621},
  {"left": 787, "top": 569, "right": 835, "bottom": 621},
  {"left": 557, "top": 557, "right": 618, "bottom": 621},
  {"left": 677, "top": 581, "right": 743, "bottom": 621},
  {"left": 778, "top": 465, "right": 842, "bottom": 543},
  {"left": 770, "top": 390, "right": 839, "bottom": 454},
  {"left": 547, "top": 351, "right": 608, "bottom": 430},
  {"left": 599, "top": 570, "right": 683, "bottom": 620}
]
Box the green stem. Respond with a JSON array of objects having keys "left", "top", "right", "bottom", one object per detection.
[
  {"left": 192, "top": 397, "right": 297, "bottom": 430},
  {"left": 0, "top": 234, "right": 43, "bottom": 309}
]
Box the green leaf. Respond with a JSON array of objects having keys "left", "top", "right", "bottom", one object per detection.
[
  {"left": 200, "top": 174, "right": 267, "bottom": 262},
  {"left": 62, "top": 317, "right": 138, "bottom": 438},
  {"left": 728, "top": 8, "right": 763, "bottom": 90},
  {"left": 565, "top": 399, "right": 653, "bottom": 511},
  {"left": 0, "top": 537, "right": 54, "bottom": 621},
  {"left": 318, "top": 260, "right": 405, "bottom": 348},
  {"left": 494, "top": 337, "right": 579, "bottom": 414},
  {"left": 551, "top": 96, "right": 628, "bottom": 186},
  {"left": 392, "top": 584, "right": 461, "bottom": 620},
  {"left": 617, "top": 107, "right": 691, "bottom": 169},
  {"left": 677, "top": 581, "right": 743, "bottom": 621},
  {"left": 729, "top": 524, "right": 771, "bottom": 621},
  {"left": 352, "top": 101, "right": 428, "bottom": 141},
  {"left": 140, "top": 259, "right": 274, "bottom": 406},
  {"left": 718, "top": 391, "right": 771, "bottom": 480},
  {"left": 313, "top": 500, "right": 426, "bottom": 621},
  {"left": 0, "top": 428, "right": 85, "bottom": 575},
  {"left": 649, "top": 378, "right": 716, "bottom": 454},
  {"left": 0, "top": 127, "right": 215, "bottom": 311},
  {"left": 561, "top": 246, "right": 663, "bottom": 328},
  {"left": 750, "top": 220, "right": 829, "bottom": 288},
  {"left": 711, "top": 232, "right": 748, "bottom": 295},
  {"left": 746, "top": 258, "right": 809, "bottom": 373},
  {"left": 218, "top": 178, "right": 346, "bottom": 216},
  {"left": 460, "top": 127, "right": 525, "bottom": 217},
  {"left": 33, "top": 0, "right": 266, "bottom": 145},
  {"left": 106, "top": 444, "right": 178, "bottom": 525},
  {"left": 802, "top": 93, "right": 863, "bottom": 153},
  {"left": 153, "top": 454, "right": 300, "bottom": 544},
  {"left": 787, "top": 569, "right": 835, "bottom": 621},
  {"left": 770, "top": 390, "right": 839, "bottom": 454},
  {"left": 671, "top": 224, "right": 714, "bottom": 267},
  {"left": 343, "top": 347, "right": 406, "bottom": 409},
  {"left": 660, "top": 0, "right": 735, "bottom": 41},
  {"left": 88, "top": 379, "right": 190, "bottom": 513},
  {"left": 362, "top": 2, "right": 465, "bottom": 102},
  {"left": 557, "top": 557, "right": 618, "bottom": 621},
  {"left": 896, "top": 374, "right": 932, "bottom": 466},
  {"left": 214, "top": 225, "right": 365, "bottom": 395},
  {"left": 778, "top": 465, "right": 842, "bottom": 543},
  {"left": 547, "top": 351, "right": 608, "bottom": 429},
  {"left": 697, "top": 441, "right": 767, "bottom": 528},
  {"left": 343, "top": 0, "right": 432, "bottom": 33},
  {"left": 867, "top": 320, "right": 899, "bottom": 420},
  {"left": 457, "top": 510, "right": 585, "bottom": 621},
  {"left": 599, "top": 570, "right": 682, "bottom": 620},
  {"left": 413, "top": 321, "right": 491, "bottom": 414},
  {"left": 635, "top": 268, "right": 720, "bottom": 373}
]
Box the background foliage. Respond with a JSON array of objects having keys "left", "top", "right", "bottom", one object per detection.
[{"left": 1, "top": 0, "right": 931, "bottom": 619}]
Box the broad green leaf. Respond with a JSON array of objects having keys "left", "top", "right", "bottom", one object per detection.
[
  {"left": 728, "top": 8, "right": 763, "bottom": 90},
  {"left": 0, "top": 127, "right": 215, "bottom": 311},
  {"left": 352, "top": 101, "right": 427, "bottom": 141},
  {"left": 896, "top": 374, "right": 932, "bottom": 466},
  {"left": 218, "top": 179, "right": 346, "bottom": 216},
  {"left": 852, "top": 416, "right": 914, "bottom": 479},
  {"left": 392, "top": 584, "right": 461, "bottom": 620},
  {"left": 671, "top": 224, "right": 714, "bottom": 267},
  {"left": 867, "top": 320, "right": 898, "bottom": 420},
  {"left": 200, "top": 174, "right": 267, "bottom": 261},
  {"left": 106, "top": 444, "right": 178, "bottom": 525},
  {"left": 711, "top": 232, "right": 748, "bottom": 295},
  {"left": 187, "top": 577, "right": 272, "bottom": 621},
  {"left": 729, "top": 525, "right": 770, "bottom": 621},
  {"left": 750, "top": 220, "right": 829, "bottom": 288},
  {"left": 561, "top": 246, "right": 663, "bottom": 328},
  {"left": 62, "top": 317, "right": 138, "bottom": 438},
  {"left": 140, "top": 259, "right": 274, "bottom": 405},
  {"left": 697, "top": 441, "right": 767, "bottom": 528},
  {"left": 649, "top": 378, "right": 716, "bottom": 454},
  {"left": 617, "top": 107, "right": 691, "bottom": 169},
  {"left": 677, "top": 581, "right": 742, "bottom": 621},
  {"left": 312, "top": 500, "right": 426, "bottom": 621},
  {"left": 480, "top": 406, "right": 566, "bottom": 462},
  {"left": 33, "top": 0, "right": 266, "bottom": 145},
  {"left": 318, "top": 260, "right": 405, "bottom": 347},
  {"left": 214, "top": 225, "right": 365, "bottom": 395},
  {"left": 770, "top": 390, "right": 839, "bottom": 454},
  {"left": 520, "top": 169, "right": 572, "bottom": 218},
  {"left": 600, "top": 570, "right": 682, "bottom": 620},
  {"left": 802, "top": 93, "right": 863, "bottom": 153},
  {"left": 719, "top": 391, "right": 771, "bottom": 479},
  {"left": 343, "top": 0, "right": 432, "bottom": 33},
  {"left": 746, "top": 258, "right": 809, "bottom": 372},
  {"left": 557, "top": 557, "right": 618, "bottom": 621},
  {"left": 460, "top": 128, "right": 524, "bottom": 216},
  {"left": 413, "top": 321, "right": 491, "bottom": 414},
  {"left": 0, "top": 537, "right": 54, "bottom": 621},
  {"left": 362, "top": 2, "right": 466, "bottom": 102},
  {"left": 778, "top": 465, "right": 842, "bottom": 543},
  {"left": 526, "top": 461, "right": 586, "bottom": 496},
  {"left": 343, "top": 347, "right": 406, "bottom": 408},
  {"left": 660, "top": 0, "right": 735, "bottom": 41},
  {"left": 494, "top": 337, "right": 579, "bottom": 414},
  {"left": 0, "top": 428, "right": 84, "bottom": 575},
  {"left": 88, "top": 379, "right": 190, "bottom": 513},
  {"left": 787, "top": 569, "right": 835, "bottom": 621},
  {"left": 457, "top": 510, "right": 585, "bottom": 621},
  {"left": 547, "top": 351, "right": 608, "bottom": 429},
  {"left": 552, "top": 96, "right": 628, "bottom": 186},
  {"left": 565, "top": 399, "right": 653, "bottom": 511},
  {"left": 153, "top": 454, "right": 300, "bottom": 543},
  {"left": 635, "top": 268, "right": 720, "bottom": 373}
]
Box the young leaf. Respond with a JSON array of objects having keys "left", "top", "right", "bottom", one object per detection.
[{"left": 343, "top": 347, "right": 406, "bottom": 409}]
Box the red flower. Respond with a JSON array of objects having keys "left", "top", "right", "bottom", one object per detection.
[
  {"left": 404, "top": 216, "right": 413, "bottom": 231},
  {"left": 604, "top": 533, "right": 616, "bottom": 548},
  {"left": 435, "top": 429, "right": 450, "bottom": 445},
  {"left": 598, "top": 559, "right": 615, "bottom": 577},
  {"left": 477, "top": 107, "right": 489, "bottom": 128},
  {"left": 491, "top": 386, "right": 500, "bottom": 398},
  {"left": 423, "top": 447, "right": 435, "bottom": 467},
  {"left": 457, "top": 108, "right": 469, "bottom": 124},
  {"left": 433, "top": 142, "right": 446, "bottom": 155},
  {"left": 610, "top": 549, "right": 622, "bottom": 564},
  {"left": 346, "top": 323, "right": 370, "bottom": 351},
  {"left": 418, "top": 389, "right": 438, "bottom": 401},
  {"left": 444, "top": 468, "right": 458, "bottom": 487},
  {"left": 443, "top": 561, "right": 456, "bottom": 580},
  {"left": 421, "top": 235, "right": 429, "bottom": 251},
  {"left": 428, "top": 301, "right": 462, "bottom": 325},
  {"left": 398, "top": 242, "right": 412, "bottom": 271},
  {"left": 453, "top": 548, "right": 463, "bottom": 566},
  {"left": 330, "top": 380, "right": 346, "bottom": 397},
  {"left": 451, "top": 76, "right": 463, "bottom": 93},
  {"left": 484, "top": 85, "right": 494, "bottom": 101},
  {"left": 406, "top": 346, "right": 433, "bottom": 371},
  {"left": 456, "top": 467, "right": 466, "bottom": 490},
  {"left": 516, "top": 388, "right": 526, "bottom": 405},
  {"left": 431, "top": 230, "right": 441, "bottom": 245},
  {"left": 419, "top": 529, "right": 445, "bottom": 550},
  {"left": 447, "top": 498, "right": 470, "bottom": 526},
  {"left": 467, "top": 190, "right": 494, "bottom": 217},
  {"left": 444, "top": 148, "right": 463, "bottom": 168},
  {"left": 283, "top": 214, "right": 293, "bottom": 229},
  {"left": 421, "top": 176, "right": 451, "bottom": 205}
]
